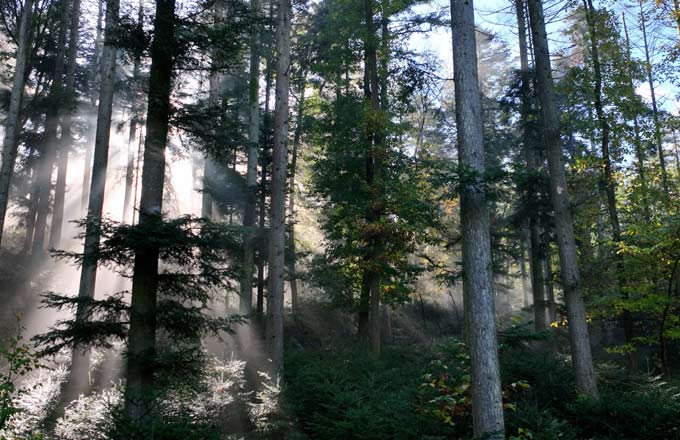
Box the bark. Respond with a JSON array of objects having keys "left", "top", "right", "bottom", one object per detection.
[
  {"left": 265, "top": 0, "right": 291, "bottom": 371},
  {"left": 202, "top": 71, "right": 219, "bottom": 220},
  {"left": 62, "top": 0, "right": 119, "bottom": 403},
  {"left": 515, "top": 0, "right": 550, "bottom": 331},
  {"left": 622, "top": 11, "right": 649, "bottom": 217},
  {"left": 81, "top": 0, "right": 104, "bottom": 214},
  {"left": 0, "top": 0, "right": 33, "bottom": 248},
  {"left": 451, "top": 0, "right": 505, "bottom": 437},
  {"left": 124, "top": 0, "right": 175, "bottom": 426},
  {"left": 362, "top": 0, "right": 383, "bottom": 356},
  {"left": 123, "top": 3, "right": 144, "bottom": 224},
  {"left": 520, "top": 227, "right": 530, "bottom": 308},
  {"left": 49, "top": 0, "right": 83, "bottom": 248},
  {"left": 527, "top": 0, "right": 599, "bottom": 398},
  {"left": 639, "top": 0, "right": 669, "bottom": 196},
  {"left": 241, "top": 0, "right": 261, "bottom": 315},
  {"left": 32, "top": 0, "right": 70, "bottom": 254},
  {"left": 583, "top": 0, "right": 636, "bottom": 368},
  {"left": 287, "top": 79, "right": 305, "bottom": 314}
]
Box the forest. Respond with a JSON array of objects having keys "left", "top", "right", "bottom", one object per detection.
[{"left": 0, "top": 0, "right": 679, "bottom": 438}]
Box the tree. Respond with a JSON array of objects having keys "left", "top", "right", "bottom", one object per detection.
[
  {"left": 0, "top": 0, "right": 33, "bottom": 249},
  {"left": 450, "top": 0, "right": 505, "bottom": 437},
  {"left": 266, "top": 0, "right": 292, "bottom": 371},
  {"left": 241, "top": 0, "right": 261, "bottom": 315},
  {"left": 124, "top": 0, "right": 176, "bottom": 425},
  {"left": 63, "top": 0, "right": 120, "bottom": 403},
  {"left": 527, "top": 0, "right": 599, "bottom": 398}
]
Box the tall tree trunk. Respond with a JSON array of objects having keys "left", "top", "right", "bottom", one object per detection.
[
  {"left": 583, "top": 0, "right": 635, "bottom": 368},
  {"left": 362, "top": 0, "right": 384, "bottom": 356},
  {"left": 266, "top": 0, "right": 292, "bottom": 372},
  {"left": 0, "top": 0, "right": 33, "bottom": 248},
  {"left": 451, "top": 0, "right": 505, "bottom": 437},
  {"left": 62, "top": 0, "right": 118, "bottom": 404},
  {"left": 50, "top": 0, "right": 83, "bottom": 248},
  {"left": 622, "top": 11, "right": 649, "bottom": 217},
  {"left": 288, "top": 79, "right": 305, "bottom": 314},
  {"left": 124, "top": 0, "right": 176, "bottom": 426},
  {"left": 241, "top": 0, "right": 261, "bottom": 314},
  {"left": 514, "top": 0, "right": 550, "bottom": 331},
  {"left": 639, "top": 0, "right": 669, "bottom": 196},
  {"left": 32, "top": 0, "right": 70, "bottom": 254},
  {"left": 527, "top": 0, "right": 599, "bottom": 398},
  {"left": 123, "top": 3, "right": 143, "bottom": 224},
  {"left": 81, "top": 0, "right": 104, "bottom": 214}
]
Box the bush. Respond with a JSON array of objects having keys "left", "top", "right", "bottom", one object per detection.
[{"left": 284, "top": 341, "right": 467, "bottom": 440}]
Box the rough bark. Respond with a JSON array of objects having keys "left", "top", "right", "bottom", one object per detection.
[
  {"left": 241, "top": 0, "right": 261, "bottom": 315},
  {"left": 265, "top": 0, "right": 291, "bottom": 371},
  {"left": 451, "top": 0, "right": 505, "bottom": 437},
  {"left": 123, "top": 0, "right": 175, "bottom": 426},
  {"left": 0, "top": 0, "right": 33, "bottom": 248},
  {"left": 62, "top": 0, "right": 118, "bottom": 404},
  {"left": 527, "top": 0, "right": 599, "bottom": 398}
]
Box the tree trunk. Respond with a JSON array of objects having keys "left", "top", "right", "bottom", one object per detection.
[
  {"left": 124, "top": 0, "right": 176, "bottom": 426},
  {"left": 32, "top": 0, "right": 70, "bottom": 254},
  {"left": 62, "top": 0, "right": 118, "bottom": 404},
  {"left": 527, "top": 0, "right": 599, "bottom": 398},
  {"left": 362, "top": 0, "right": 384, "bottom": 356},
  {"left": 515, "top": 0, "right": 550, "bottom": 331},
  {"left": 241, "top": 0, "right": 261, "bottom": 315},
  {"left": 288, "top": 79, "right": 305, "bottom": 314},
  {"left": 49, "top": 0, "right": 83, "bottom": 249},
  {"left": 81, "top": 0, "right": 104, "bottom": 215},
  {"left": 621, "top": 11, "right": 649, "bottom": 218},
  {"left": 451, "top": 1, "right": 505, "bottom": 437},
  {"left": 639, "top": 0, "right": 669, "bottom": 196},
  {"left": 265, "top": 0, "right": 291, "bottom": 371},
  {"left": 0, "top": 0, "right": 33, "bottom": 248},
  {"left": 123, "top": 3, "right": 143, "bottom": 224}
]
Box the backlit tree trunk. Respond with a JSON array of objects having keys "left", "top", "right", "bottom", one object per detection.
[
  {"left": 0, "top": 0, "right": 34, "bottom": 248},
  {"left": 63, "top": 0, "right": 119, "bottom": 402},
  {"left": 124, "top": 0, "right": 176, "bottom": 426}
]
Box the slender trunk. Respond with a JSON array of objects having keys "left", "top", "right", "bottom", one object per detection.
[
  {"left": 622, "top": 11, "right": 649, "bottom": 217},
  {"left": 451, "top": 0, "right": 505, "bottom": 437},
  {"left": 257, "top": 5, "right": 274, "bottom": 320},
  {"left": 515, "top": 0, "right": 549, "bottom": 331},
  {"left": 639, "top": 0, "right": 669, "bottom": 195},
  {"left": 528, "top": 0, "right": 599, "bottom": 398},
  {"left": 673, "top": 0, "right": 680, "bottom": 39},
  {"left": 49, "top": 0, "right": 83, "bottom": 248},
  {"left": 241, "top": 0, "right": 261, "bottom": 315},
  {"left": 362, "top": 0, "right": 383, "bottom": 356},
  {"left": 202, "top": 73, "right": 219, "bottom": 220},
  {"left": 0, "top": 0, "right": 33, "bottom": 248},
  {"left": 62, "top": 0, "right": 118, "bottom": 403},
  {"left": 32, "top": 0, "right": 70, "bottom": 254},
  {"left": 265, "top": 0, "right": 291, "bottom": 371},
  {"left": 81, "top": 0, "right": 104, "bottom": 214},
  {"left": 123, "top": 3, "right": 143, "bottom": 224},
  {"left": 124, "top": 0, "right": 175, "bottom": 426},
  {"left": 520, "top": 227, "right": 530, "bottom": 308},
  {"left": 288, "top": 79, "right": 305, "bottom": 313}
]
